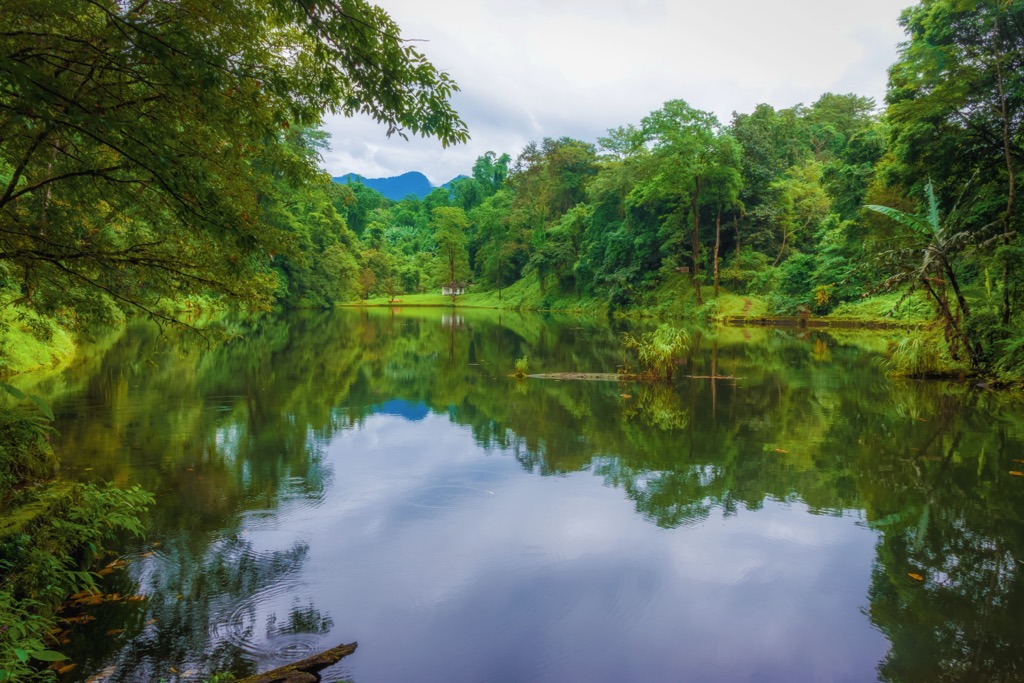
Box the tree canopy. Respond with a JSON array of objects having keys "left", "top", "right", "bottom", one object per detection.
[{"left": 0, "top": 0, "right": 466, "bottom": 323}]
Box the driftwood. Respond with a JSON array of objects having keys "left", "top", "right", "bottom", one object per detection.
[
  {"left": 526, "top": 372, "right": 739, "bottom": 382},
  {"left": 236, "top": 642, "right": 358, "bottom": 683},
  {"left": 527, "top": 372, "right": 621, "bottom": 381}
]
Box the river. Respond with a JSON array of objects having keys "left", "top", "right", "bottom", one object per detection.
[{"left": 30, "top": 308, "right": 1024, "bottom": 682}]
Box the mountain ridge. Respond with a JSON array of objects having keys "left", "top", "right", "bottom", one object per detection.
[{"left": 333, "top": 171, "right": 466, "bottom": 201}]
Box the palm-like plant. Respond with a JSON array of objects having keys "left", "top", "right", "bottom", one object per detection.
[{"left": 865, "top": 181, "right": 977, "bottom": 364}]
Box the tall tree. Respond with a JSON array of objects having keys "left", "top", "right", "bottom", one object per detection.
[
  {"left": 472, "top": 151, "right": 512, "bottom": 196},
  {"left": 430, "top": 206, "right": 471, "bottom": 301},
  {"left": 636, "top": 100, "right": 738, "bottom": 304}
]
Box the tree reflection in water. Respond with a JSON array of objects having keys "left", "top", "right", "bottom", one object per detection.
[{"left": 33, "top": 310, "right": 1024, "bottom": 683}]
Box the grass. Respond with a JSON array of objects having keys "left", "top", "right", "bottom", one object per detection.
[
  {"left": 343, "top": 274, "right": 940, "bottom": 332},
  {"left": 828, "top": 291, "right": 933, "bottom": 323},
  {"left": 0, "top": 306, "right": 76, "bottom": 377},
  {"left": 344, "top": 278, "right": 609, "bottom": 314}
]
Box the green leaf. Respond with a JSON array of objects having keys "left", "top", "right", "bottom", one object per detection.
[
  {"left": 30, "top": 650, "right": 68, "bottom": 662},
  {"left": 13, "top": 649, "right": 28, "bottom": 663},
  {"left": 29, "top": 394, "right": 55, "bottom": 421},
  {"left": 863, "top": 205, "right": 932, "bottom": 236},
  {"left": 0, "top": 382, "right": 26, "bottom": 400}
]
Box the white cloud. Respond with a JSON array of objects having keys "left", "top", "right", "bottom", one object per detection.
[{"left": 321, "top": 0, "right": 915, "bottom": 185}]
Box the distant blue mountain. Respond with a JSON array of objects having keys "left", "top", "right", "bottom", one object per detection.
[
  {"left": 333, "top": 171, "right": 467, "bottom": 201},
  {"left": 373, "top": 400, "right": 430, "bottom": 422},
  {"left": 333, "top": 171, "right": 433, "bottom": 201}
]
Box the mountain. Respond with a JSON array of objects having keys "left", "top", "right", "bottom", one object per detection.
[
  {"left": 333, "top": 171, "right": 433, "bottom": 201},
  {"left": 333, "top": 171, "right": 467, "bottom": 201}
]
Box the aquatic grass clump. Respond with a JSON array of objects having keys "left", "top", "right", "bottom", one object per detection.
[
  {"left": 512, "top": 355, "right": 529, "bottom": 379},
  {"left": 881, "top": 333, "right": 949, "bottom": 378},
  {"left": 621, "top": 324, "right": 688, "bottom": 381}
]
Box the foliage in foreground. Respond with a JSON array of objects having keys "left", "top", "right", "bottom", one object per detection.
[{"left": 0, "top": 408, "right": 152, "bottom": 681}]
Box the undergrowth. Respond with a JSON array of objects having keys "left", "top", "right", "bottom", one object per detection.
[{"left": 0, "top": 407, "right": 153, "bottom": 681}]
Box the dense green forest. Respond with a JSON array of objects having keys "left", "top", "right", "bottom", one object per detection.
[
  {"left": 2, "top": 0, "right": 1023, "bottom": 380},
  {"left": 325, "top": 0, "right": 1024, "bottom": 379}
]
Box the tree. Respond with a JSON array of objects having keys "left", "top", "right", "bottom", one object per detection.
[
  {"left": 636, "top": 100, "right": 739, "bottom": 304},
  {"left": 0, "top": 0, "right": 467, "bottom": 325},
  {"left": 471, "top": 190, "right": 522, "bottom": 297},
  {"left": 472, "top": 151, "right": 512, "bottom": 195},
  {"left": 865, "top": 181, "right": 977, "bottom": 364},
  {"left": 770, "top": 160, "right": 832, "bottom": 266},
  {"left": 430, "top": 206, "right": 470, "bottom": 301},
  {"left": 886, "top": 0, "right": 1024, "bottom": 324}
]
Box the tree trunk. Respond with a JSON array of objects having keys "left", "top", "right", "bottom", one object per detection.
[
  {"left": 713, "top": 207, "right": 722, "bottom": 297},
  {"left": 772, "top": 230, "right": 788, "bottom": 267},
  {"left": 993, "top": 19, "right": 1016, "bottom": 326},
  {"left": 691, "top": 189, "right": 702, "bottom": 305},
  {"left": 237, "top": 642, "right": 357, "bottom": 683},
  {"left": 734, "top": 213, "right": 741, "bottom": 257},
  {"left": 940, "top": 255, "right": 971, "bottom": 322}
]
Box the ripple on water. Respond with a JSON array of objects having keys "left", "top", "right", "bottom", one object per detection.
[
  {"left": 402, "top": 484, "right": 495, "bottom": 510},
  {"left": 212, "top": 581, "right": 335, "bottom": 668}
]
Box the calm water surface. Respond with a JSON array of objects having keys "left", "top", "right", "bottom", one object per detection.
[{"left": 28, "top": 308, "right": 1024, "bottom": 682}]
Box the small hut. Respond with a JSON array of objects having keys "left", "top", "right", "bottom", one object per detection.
[{"left": 441, "top": 282, "right": 467, "bottom": 297}]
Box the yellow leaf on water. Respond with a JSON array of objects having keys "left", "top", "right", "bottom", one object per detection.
[
  {"left": 55, "top": 663, "right": 77, "bottom": 675},
  {"left": 619, "top": 394, "right": 632, "bottom": 399},
  {"left": 106, "top": 629, "right": 124, "bottom": 636},
  {"left": 773, "top": 448, "right": 788, "bottom": 454},
  {"left": 1010, "top": 471, "right": 1024, "bottom": 477},
  {"left": 908, "top": 573, "right": 925, "bottom": 581},
  {"left": 63, "top": 615, "right": 95, "bottom": 625}
]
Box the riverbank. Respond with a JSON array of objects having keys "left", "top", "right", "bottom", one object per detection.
[{"left": 343, "top": 275, "right": 934, "bottom": 328}]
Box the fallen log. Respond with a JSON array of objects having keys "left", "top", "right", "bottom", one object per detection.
[{"left": 236, "top": 642, "right": 358, "bottom": 683}]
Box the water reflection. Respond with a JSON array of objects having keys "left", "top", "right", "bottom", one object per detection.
[{"left": 28, "top": 310, "right": 1024, "bottom": 682}]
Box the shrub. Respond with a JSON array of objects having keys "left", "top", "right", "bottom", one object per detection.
[{"left": 721, "top": 249, "right": 771, "bottom": 292}]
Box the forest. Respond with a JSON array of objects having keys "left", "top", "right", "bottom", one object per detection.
[
  {"left": 1, "top": 1, "right": 1023, "bottom": 380},
  {"left": 1, "top": 0, "right": 1023, "bottom": 679}
]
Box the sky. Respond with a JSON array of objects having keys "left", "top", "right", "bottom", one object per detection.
[{"left": 320, "top": 0, "right": 917, "bottom": 186}]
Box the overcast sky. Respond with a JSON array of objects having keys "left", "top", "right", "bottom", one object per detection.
[{"left": 320, "top": 0, "right": 916, "bottom": 186}]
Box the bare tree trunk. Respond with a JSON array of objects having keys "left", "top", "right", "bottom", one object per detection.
[
  {"left": 993, "top": 19, "right": 1016, "bottom": 326},
  {"left": 772, "top": 231, "right": 788, "bottom": 267},
  {"left": 713, "top": 207, "right": 722, "bottom": 297},
  {"left": 734, "top": 213, "right": 741, "bottom": 257},
  {"left": 691, "top": 192, "right": 702, "bottom": 305},
  {"left": 922, "top": 277, "right": 974, "bottom": 365},
  {"left": 941, "top": 255, "right": 971, "bottom": 322}
]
